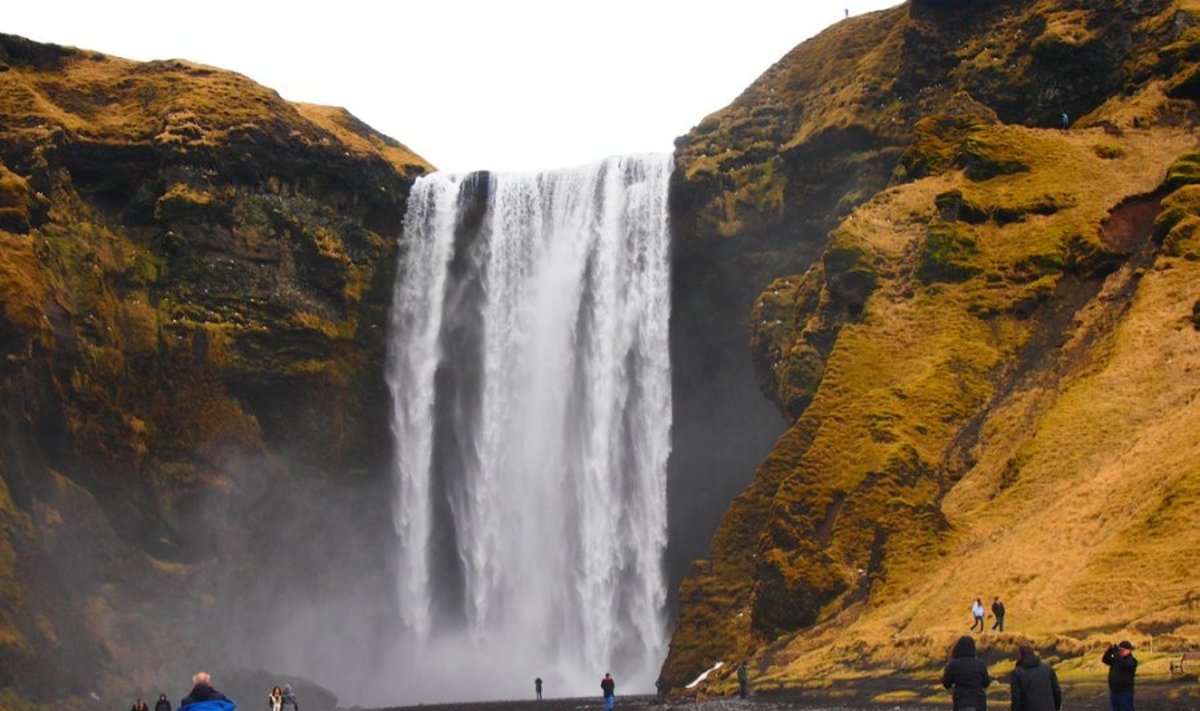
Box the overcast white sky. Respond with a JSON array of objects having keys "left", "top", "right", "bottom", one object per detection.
[{"left": 6, "top": 1, "right": 901, "bottom": 173}]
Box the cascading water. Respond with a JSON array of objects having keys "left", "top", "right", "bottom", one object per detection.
[{"left": 386, "top": 154, "right": 673, "bottom": 702}]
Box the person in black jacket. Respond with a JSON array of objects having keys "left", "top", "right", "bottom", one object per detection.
[
  {"left": 600, "top": 673, "right": 616, "bottom": 711},
  {"left": 181, "top": 672, "right": 229, "bottom": 708},
  {"left": 1102, "top": 640, "right": 1137, "bottom": 711},
  {"left": 991, "top": 597, "right": 1006, "bottom": 632},
  {"left": 1011, "top": 642, "right": 1062, "bottom": 711},
  {"left": 155, "top": 693, "right": 172, "bottom": 711},
  {"left": 943, "top": 635, "right": 991, "bottom": 711}
]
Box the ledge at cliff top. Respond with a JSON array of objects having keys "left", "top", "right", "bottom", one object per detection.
[
  {"left": 0, "top": 32, "right": 431, "bottom": 705},
  {"left": 661, "top": 0, "right": 1200, "bottom": 705}
]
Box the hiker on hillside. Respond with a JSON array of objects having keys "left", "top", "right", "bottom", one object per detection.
[
  {"left": 737, "top": 661, "right": 750, "bottom": 698},
  {"left": 269, "top": 686, "right": 283, "bottom": 711},
  {"left": 132, "top": 699, "right": 150, "bottom": 711},
  {"left": 1102, "top": 640, "right": 1138, "bottom": 711},
  {"left": 535, "top": 677, "right": 543, "bottom": 701},
  {"left": 601, "top": 672, "right": 616, "bottom": 710},
  {"left": 991, "top": 596, "right": 1006, "bottom": 632},
  {"left": 942, "top": 635, "right": 991, "bottom": 711},
  {"left": 155, "top": 693, "right": 172, "bottom": 711},
  {"left": 1011, "top": 642, "right": 1062, "bottom": 711},
  {"left": 970, "top": 597, "right": 986, "bottom": 632},
  {"left": 180, "top": 672, "right": 233, "bottom": 711},
  {"left": 280, "top": 685, "right": 299, "bottom": 711}
]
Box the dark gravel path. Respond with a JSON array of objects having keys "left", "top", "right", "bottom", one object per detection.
[{"left": 369, "top": 682, "right": 1200, "bottom": 711}]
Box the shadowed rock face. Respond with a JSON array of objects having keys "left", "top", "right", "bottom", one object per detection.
[
  {"left": 662, "top": 0, "right": 1200, "bottom": 696},
  {"left": 0, "top": 33, "right": 430, "bottom": 701}
]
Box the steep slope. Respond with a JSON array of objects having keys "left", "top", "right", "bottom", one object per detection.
[
  {"left": 663, "top": 0, "right": 1200, "bottom": 701},
  {"left": 0, "top": 34, "right": 430, "bottom": 704}
]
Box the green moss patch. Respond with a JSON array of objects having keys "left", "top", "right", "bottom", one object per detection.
[{"left": 918, "top": 222, "right": 981, "bottom": 283}]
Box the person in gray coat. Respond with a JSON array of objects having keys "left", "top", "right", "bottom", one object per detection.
[{"left": 1010, "top": 642, "right": 1062, "bottom": 711}]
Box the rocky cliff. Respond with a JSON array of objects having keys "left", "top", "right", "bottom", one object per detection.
[
  {"left": 0, "top": 34, "right": 430, "bottom": 706},
  {"left": 663, "top": 0, "right": 1200, "bottom": 703}
]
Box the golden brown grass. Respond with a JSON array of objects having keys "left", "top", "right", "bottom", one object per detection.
[{"left": 669, "top": 83, "right": 1200, "bottom": 694}]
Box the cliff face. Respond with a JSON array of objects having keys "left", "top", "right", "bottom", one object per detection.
[
  {"left": 663, "top": 0, "right": 1200, "bottom": 698},
  {"left": 0, "top": 34, "right": 430, "bottom": 703}
]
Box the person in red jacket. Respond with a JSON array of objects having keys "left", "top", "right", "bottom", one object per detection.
[{"left": 600, "top": 673, "right": 615, "bottom": 710}]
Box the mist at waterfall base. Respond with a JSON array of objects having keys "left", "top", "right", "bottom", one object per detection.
[{"left": 383, "top": 155, "right": 674, "bottom": 704}]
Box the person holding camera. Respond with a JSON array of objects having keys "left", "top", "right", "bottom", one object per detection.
[{"left": 1101, "top": 640, "right": 1137, "bottom": 711}]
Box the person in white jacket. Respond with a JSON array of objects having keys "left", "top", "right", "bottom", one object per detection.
[{"left": 970, "top": 597, "right": 985, "bottom": 632}]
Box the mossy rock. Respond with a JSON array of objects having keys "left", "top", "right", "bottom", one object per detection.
[
  {"left": 1166, "top": 64, "right": 1200, "bottom": 101},
  {"left": 1165, "top": 151, "right": 1200, "bottom": 189},
  {"left": 0, "top": 164, "right": 48, "bottom": 234},
  {"left": 776, "top": 344, "right": 826, "bottom": 419},
  {"left": 896, "top": 94, "right": 1000, "bottom": 182},
  {"left": 752, "top": 547, "right": 848, "bottom": 634},
  {"left": 154, "top": 183, "right": 220, "bottom": 221},
  {"left": 1062, "top": 233, "right": 1120, "bottom": 277},
  {"left": 958, "top": 134, "right": 1030, "bottom": 181},
  {"left": 823, "top": 231, "right": 879, "bottom": 313},
  {"left": 1163, "top": 216, "right": 1200, "bottom": 260},
  {"left": 1156, "top": 185, "right": 1200, "bottom": 240},
  {"left": 934, "top": 190, "right": 989, "bottom": 224},
  {"left": 918, "top": 222, "right": 981, "bottom": 284}
]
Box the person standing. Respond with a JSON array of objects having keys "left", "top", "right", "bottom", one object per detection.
[
  {"left": 942, "top": 635, "right": 991, "bottom": 711},
  {"left": 535, "top": 677, "right": 543, "bottom": 701},
  {"left": 280, "top": 685, "right": 299, "bottom": 711},
  {"left": 268, "top": 686, "right": 283, "bottom": 711},
  {"left": 180, "top": 672, "right": 231, "bottom": 711},
  {"left": 737, "top": 661, "right": 750, "bottom": 699},
  {"left": 1102, "top": 640, "right": 1137, "bottom": 711},
  {"left": 970, "top": 598, "right": 986, "bottom": 632},
  {"left": 132, "top": 699, "right": 150, "bottom": 711},
  {"left": 991, "top": 597, "right": 1006, "bottom": 632},
  {"left": 1010, "top": 642, "right": 1062, "bottom": 711},
  {"left": 600, "top": 673, "right": 616, "bottom": 711},
  {"left": 155, "top": 693, "right": 172, "bottom": 711}
]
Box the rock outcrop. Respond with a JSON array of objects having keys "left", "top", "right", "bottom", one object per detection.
[
  {"left": 0, "top": 33, "right": 430, "bottom": 704},
  {"left": 663, "top": 0, "right": 1200, "bottom": 700}
]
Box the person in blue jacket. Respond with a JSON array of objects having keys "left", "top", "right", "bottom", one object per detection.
[{"left": 180, "top": 672, "right": 236, "bottom": 711}]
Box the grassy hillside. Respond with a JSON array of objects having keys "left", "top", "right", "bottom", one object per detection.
[{"left": 663, "top": 1, "right": 1200, "bottom": 705}]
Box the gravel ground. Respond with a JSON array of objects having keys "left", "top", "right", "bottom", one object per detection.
[{"left": 369, "top": 682, "right": 1200, "bottom": 711}]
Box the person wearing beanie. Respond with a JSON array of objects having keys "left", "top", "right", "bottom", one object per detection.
[{"left": 1102, "top": 640, "right": 1138, "bottom": 711}]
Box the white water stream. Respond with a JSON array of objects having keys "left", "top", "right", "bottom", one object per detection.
[{"left": 386, "top": 155, "right": 673, "bottom": 701}]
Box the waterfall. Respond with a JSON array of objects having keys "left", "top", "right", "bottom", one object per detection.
[{"left": 386, "top": 154, "right": 673, "bottom": 702}]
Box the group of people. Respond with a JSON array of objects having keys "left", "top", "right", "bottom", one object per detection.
[
  {"left": 970, "top": 596, "right": 1007, "bottom": 633},
  {"left": 131, "top": 672, "right": 299, "bottom": 711},
  {"left": 943, "top": 636, "right": 1138, "bottom": 711},
  {"left": 128, "top": 694, "right": 173, "bottom": 711}
]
